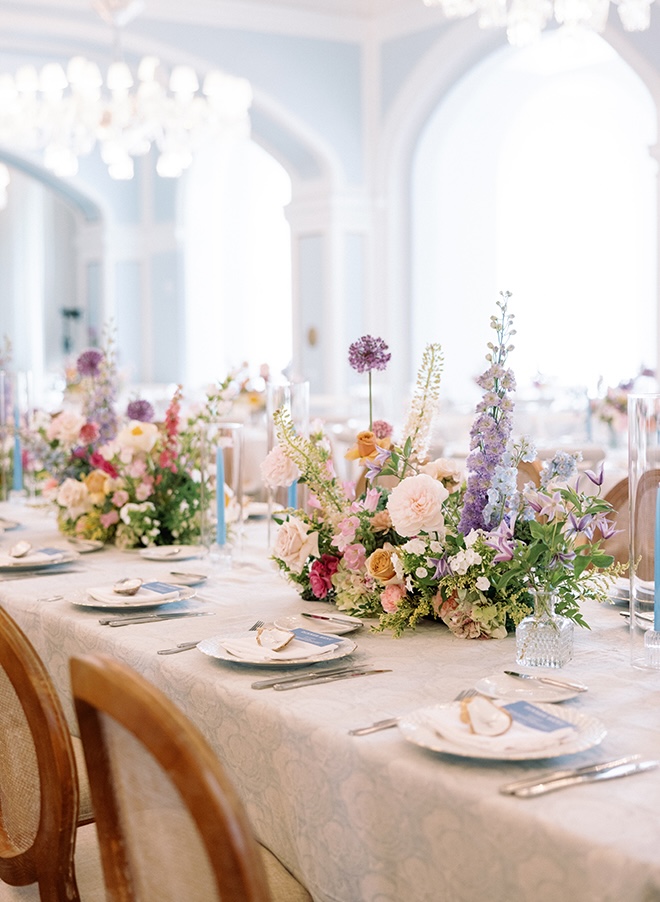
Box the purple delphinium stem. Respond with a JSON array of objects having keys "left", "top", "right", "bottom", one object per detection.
[{"left": 459, "top": 292, "right": 516, "bottom": 535}]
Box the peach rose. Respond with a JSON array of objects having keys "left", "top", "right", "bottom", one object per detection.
[
  {"left": 366, "top": 547, "right": 397, "bottom": 583},
  {"left": 345, "top": 430, "right": 391, "bottom": 463},
  {"left": 272, "top": 517, "right": 320, "bottom": 574},
  {"left": 260, "top": 445, "right": 301, "bottom": 488},
  {"left": 84, "top": 468, "right": 110, "bottom": 503},
  {"left": 56, "top": 478, "right": 91, "bottom": 520},
  {"left": 421, "top": 458, "right": 463, "bottom": 493},
  {"left": 386, "top": 473, "right": 449, "bottom": 537},
  {"left": 371, "top": 510, "right": 392, "bottom": 532},
  {"left": 46, "top": 410, "right": 86, "bottom": 446},
  {"left": 381, "top": 584, "right": 406, "bottom": 613}
]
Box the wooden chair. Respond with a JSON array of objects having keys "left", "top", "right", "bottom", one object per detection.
[
  {"left": 517, "top": 459, "right": 542, "bottom": 490},
  {"left": 70, "top": 653, "right": 313, "bottom": 902},
  {"left": 609, "top": 470, "right": 660, "bottom": 582},
  {"left": 603, "top": 477, "right": 629, "bottom": 569},
  {"left": 0, "top": 606, "right": 102, "bottom": 901}
]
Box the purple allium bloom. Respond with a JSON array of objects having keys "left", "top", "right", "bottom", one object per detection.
[
  {"left": 348, "top": 335, "right": 391, "bottom": 374},
  {"left": 127, "top": 399, "right": 155, "bottom": 423},
  {"left": 77, "top": 348, "right": 104, "bottom": 378}
]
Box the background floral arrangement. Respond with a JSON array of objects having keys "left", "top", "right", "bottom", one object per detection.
[
  {"left": 26, "top": 336, "right": 236, "bottom": 548},
  {"left": 263, "top": 295, "right": 621, "bottom": 639}
]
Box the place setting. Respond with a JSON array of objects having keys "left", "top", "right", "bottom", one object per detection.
[
  {"left": 68, "top": 576, "right": 215, "bottom": 627},
  {"left": 197, "top": 624, "right": 358, "bottom": 668},
  {"left": 0, "top": 540, "right": 80, "bottom": 573}
]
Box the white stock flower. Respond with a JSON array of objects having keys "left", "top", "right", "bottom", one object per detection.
[
  {"left": 386, "top": 474, "right": 449, "bottom": 537},
  {"left": 260, "top": 445, "right": 301, "bottom": 488}
]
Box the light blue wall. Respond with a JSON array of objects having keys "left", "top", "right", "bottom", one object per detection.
[
  {"left": 151, "top": 250, "right": 184, "bottom": 383},
  {"left": 114, "top": 260, "right": 142, "bottom": 382},
  {"left": 299, "top": 234, "right": 324, "bottom": 391},
  {"left": 131, "top": 23, "right": 363, "bottom": 184}
]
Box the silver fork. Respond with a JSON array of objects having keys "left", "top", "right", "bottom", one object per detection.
[
  {"left": 349, "top": 687, "right": 478, "bottom": 736},
  {"left": 156, "top": 619, "right": 264, "bottom": 655}
]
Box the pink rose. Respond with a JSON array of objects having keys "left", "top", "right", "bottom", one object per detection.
[
  {"left": 100, "top": 510, "right": 119, "bottom": 528},
  {"left": 386, "top": 474, "right": 449, "bottom": 537},
  {"left": 272, "top": 517, "right": 320, "bottom": 574},
  {"left": 112, "top": 490, "right": 130, "bottom": 507},
  {"left": 46, "top": 410, "right": 86, "bottom": 446},
  {"left": 381, "top": 584, "right": 406, "bottom": 613},
  {"left": 260, "top": 446, "right": 301, "bottom": 488},
  {"left": 309, "top": 554, "right": 340, "bottom": 598},
  {"left": 79, "top": 421, "right": 100, "bottom": 445}
]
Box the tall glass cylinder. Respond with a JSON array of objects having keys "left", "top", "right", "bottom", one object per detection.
[
  {"left": 200, "top": 421, "right": 244, "bottom": 567},
  {"left": 265, "top": 380, "right": 309, "bottom": 539},
  {"left": 628, "top": 394, "right": 660, "bottom": 669},
  {"left": 0, "top": 372, "right": 9, "bottom": 501}
]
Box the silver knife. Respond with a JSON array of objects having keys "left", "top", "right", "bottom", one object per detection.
[
  {"left": 102, "top": 611, "right": 215, "bottom": 627},
  {"left": 273, "top": 668, "right": 392, "bottom": 691},
  {"left": 503, "top": 670, "right": 588, "bottom": 692},
  {"left": 251, "top": 666, "right": 367, "bottom": 690},
  {"left": 348, "top": 717, "right": 399, "bottom": 736},
  {"left": 503, "top": 759, "right": 659, "bottom": 797},
  {"left": 500, "top": 755, "right": 642, "bottom": 794}
]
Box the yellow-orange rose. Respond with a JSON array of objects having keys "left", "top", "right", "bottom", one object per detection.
[
  {"left": 84, "top": 469, "right": 110, "bottom": 504},
  {"left": 366, "top": 547, "right": 397, "bottom": 583},
  {"left": 345, "top": 431, "right": 391, "bottom": 463}
]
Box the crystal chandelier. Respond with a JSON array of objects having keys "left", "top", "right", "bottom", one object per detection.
[
  {"left": 0, "top": 0, "right": 252, "bottom": 180},
  {"left": 423, "top": 0, "right": 655, "bottom": 45}
]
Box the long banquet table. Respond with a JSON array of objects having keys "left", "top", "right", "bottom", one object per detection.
[{"left": 2, "top": 502, "right": 660, "bottom": 902}]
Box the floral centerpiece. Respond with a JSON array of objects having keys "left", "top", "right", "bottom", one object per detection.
[
  {"left": 26, "top": 337, "right": 237, "bottom": 548},
  {"left": 263, "top": 294, "right": 621, "bottom": 638}
]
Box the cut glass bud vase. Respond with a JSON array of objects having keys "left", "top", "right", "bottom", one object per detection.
[{"left": 515, "top": 589, "right": 574, "bottom": 668}]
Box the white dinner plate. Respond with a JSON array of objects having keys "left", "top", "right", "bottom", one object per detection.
[
  {"left": 0, "top": 550, "right": 79, "bottom": 572},
  {"left": 166, "top": 571, "right": 209, "bottom": 587},
  {"left": 74, "top": 584, "right": 196, "bottom": 610},
  {"left": 197, "top": 633, "right": 357, "bottom": 667},
  {"left": 0, "top": 517, "right": 20, "bottom": 531},
  {"left": 397, "top": 702, "right": 606, "bottom": 761},
  {"left": 274, "top": 613, "right": 363, "bottom": 636},
  {"left": 474, "top": 673, "right": 579, "bottom": 703},
  {"left": 138, "top": 544, "right": 207, "bottom": 561}
]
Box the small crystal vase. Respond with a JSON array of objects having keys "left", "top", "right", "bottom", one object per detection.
[{"left": 515, "top": 589, "right": 574, "bottom": 668}]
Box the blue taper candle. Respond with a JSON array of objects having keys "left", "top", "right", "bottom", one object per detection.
[
  {"left": 287, "top": 480, "right": 297, "bottom": 509},
  {"left": 12, "top": 406, "right": 22, "bottom": 491},
  {"left": 216, "top": 448, "right": 226, "bottom": 546}
]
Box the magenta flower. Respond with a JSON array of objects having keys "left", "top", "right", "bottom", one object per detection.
[
  {"left": 127, "top": 400, "right": 155, "bottom": 423},
  {"left": 77, "top": 348, "right": 104, "bottom": 378},
  {"left": 348, "top": 335, "right": 391, "bottom": 374}
]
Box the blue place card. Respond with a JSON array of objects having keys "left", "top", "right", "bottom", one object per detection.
[
  {"left": 503, "top": 700, "right": 577, "bottom": 733},
  {"left": 292, "top": 628, "right": 339, "bottom": 647},
  {"left": 141, "top": 581, "right": 181, "bottom": 595},
  {"left": 40, "top": 547, "right": 67, "bottom": 556}
]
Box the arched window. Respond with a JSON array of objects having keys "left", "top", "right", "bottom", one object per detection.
[
  {"left": 182, "top": 137, "right": 293, "bottom": 388},
  {"left": 412, "top": 31, "right": 657, "bottom": 417}
]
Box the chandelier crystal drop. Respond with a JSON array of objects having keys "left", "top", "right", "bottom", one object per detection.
[
  {"left": 0, "top": 0, "right": 252, "bottom": 180},
  {"left": 422, "top": 0, "right": 654, "bottom": 45}
]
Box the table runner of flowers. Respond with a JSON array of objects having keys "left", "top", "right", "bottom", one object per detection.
[
  {"left": 25, "top": 334, "right": 237, "bottom": 548},
  {"left": 262, "top": 293, "right": 622, "bottom": 639}
]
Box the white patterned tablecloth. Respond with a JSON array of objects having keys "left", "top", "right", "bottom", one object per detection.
[{"left": 1, "top": 503, "right": 660, "bottom": 902}]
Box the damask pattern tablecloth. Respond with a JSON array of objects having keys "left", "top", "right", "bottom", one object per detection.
[{"left": 2, "top": 503, "right": 660, "bottom": 902}]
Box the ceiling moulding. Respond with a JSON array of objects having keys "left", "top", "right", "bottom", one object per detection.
[{"left": 120, "top": 0, "right": 390, "bottom": 41}]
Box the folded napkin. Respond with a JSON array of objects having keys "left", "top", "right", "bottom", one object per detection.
[
  {"left": 0, "top": 548, "right": 66, "bottom": 567},
  {"left": 425, "top": 700, "right": 576, "bottom": 753},
  {"left": 87, "top": 582, "right": 185, "bottom": 605},
  {"left": 221, "top": 634, "right": 338, "bottom": 662}
]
